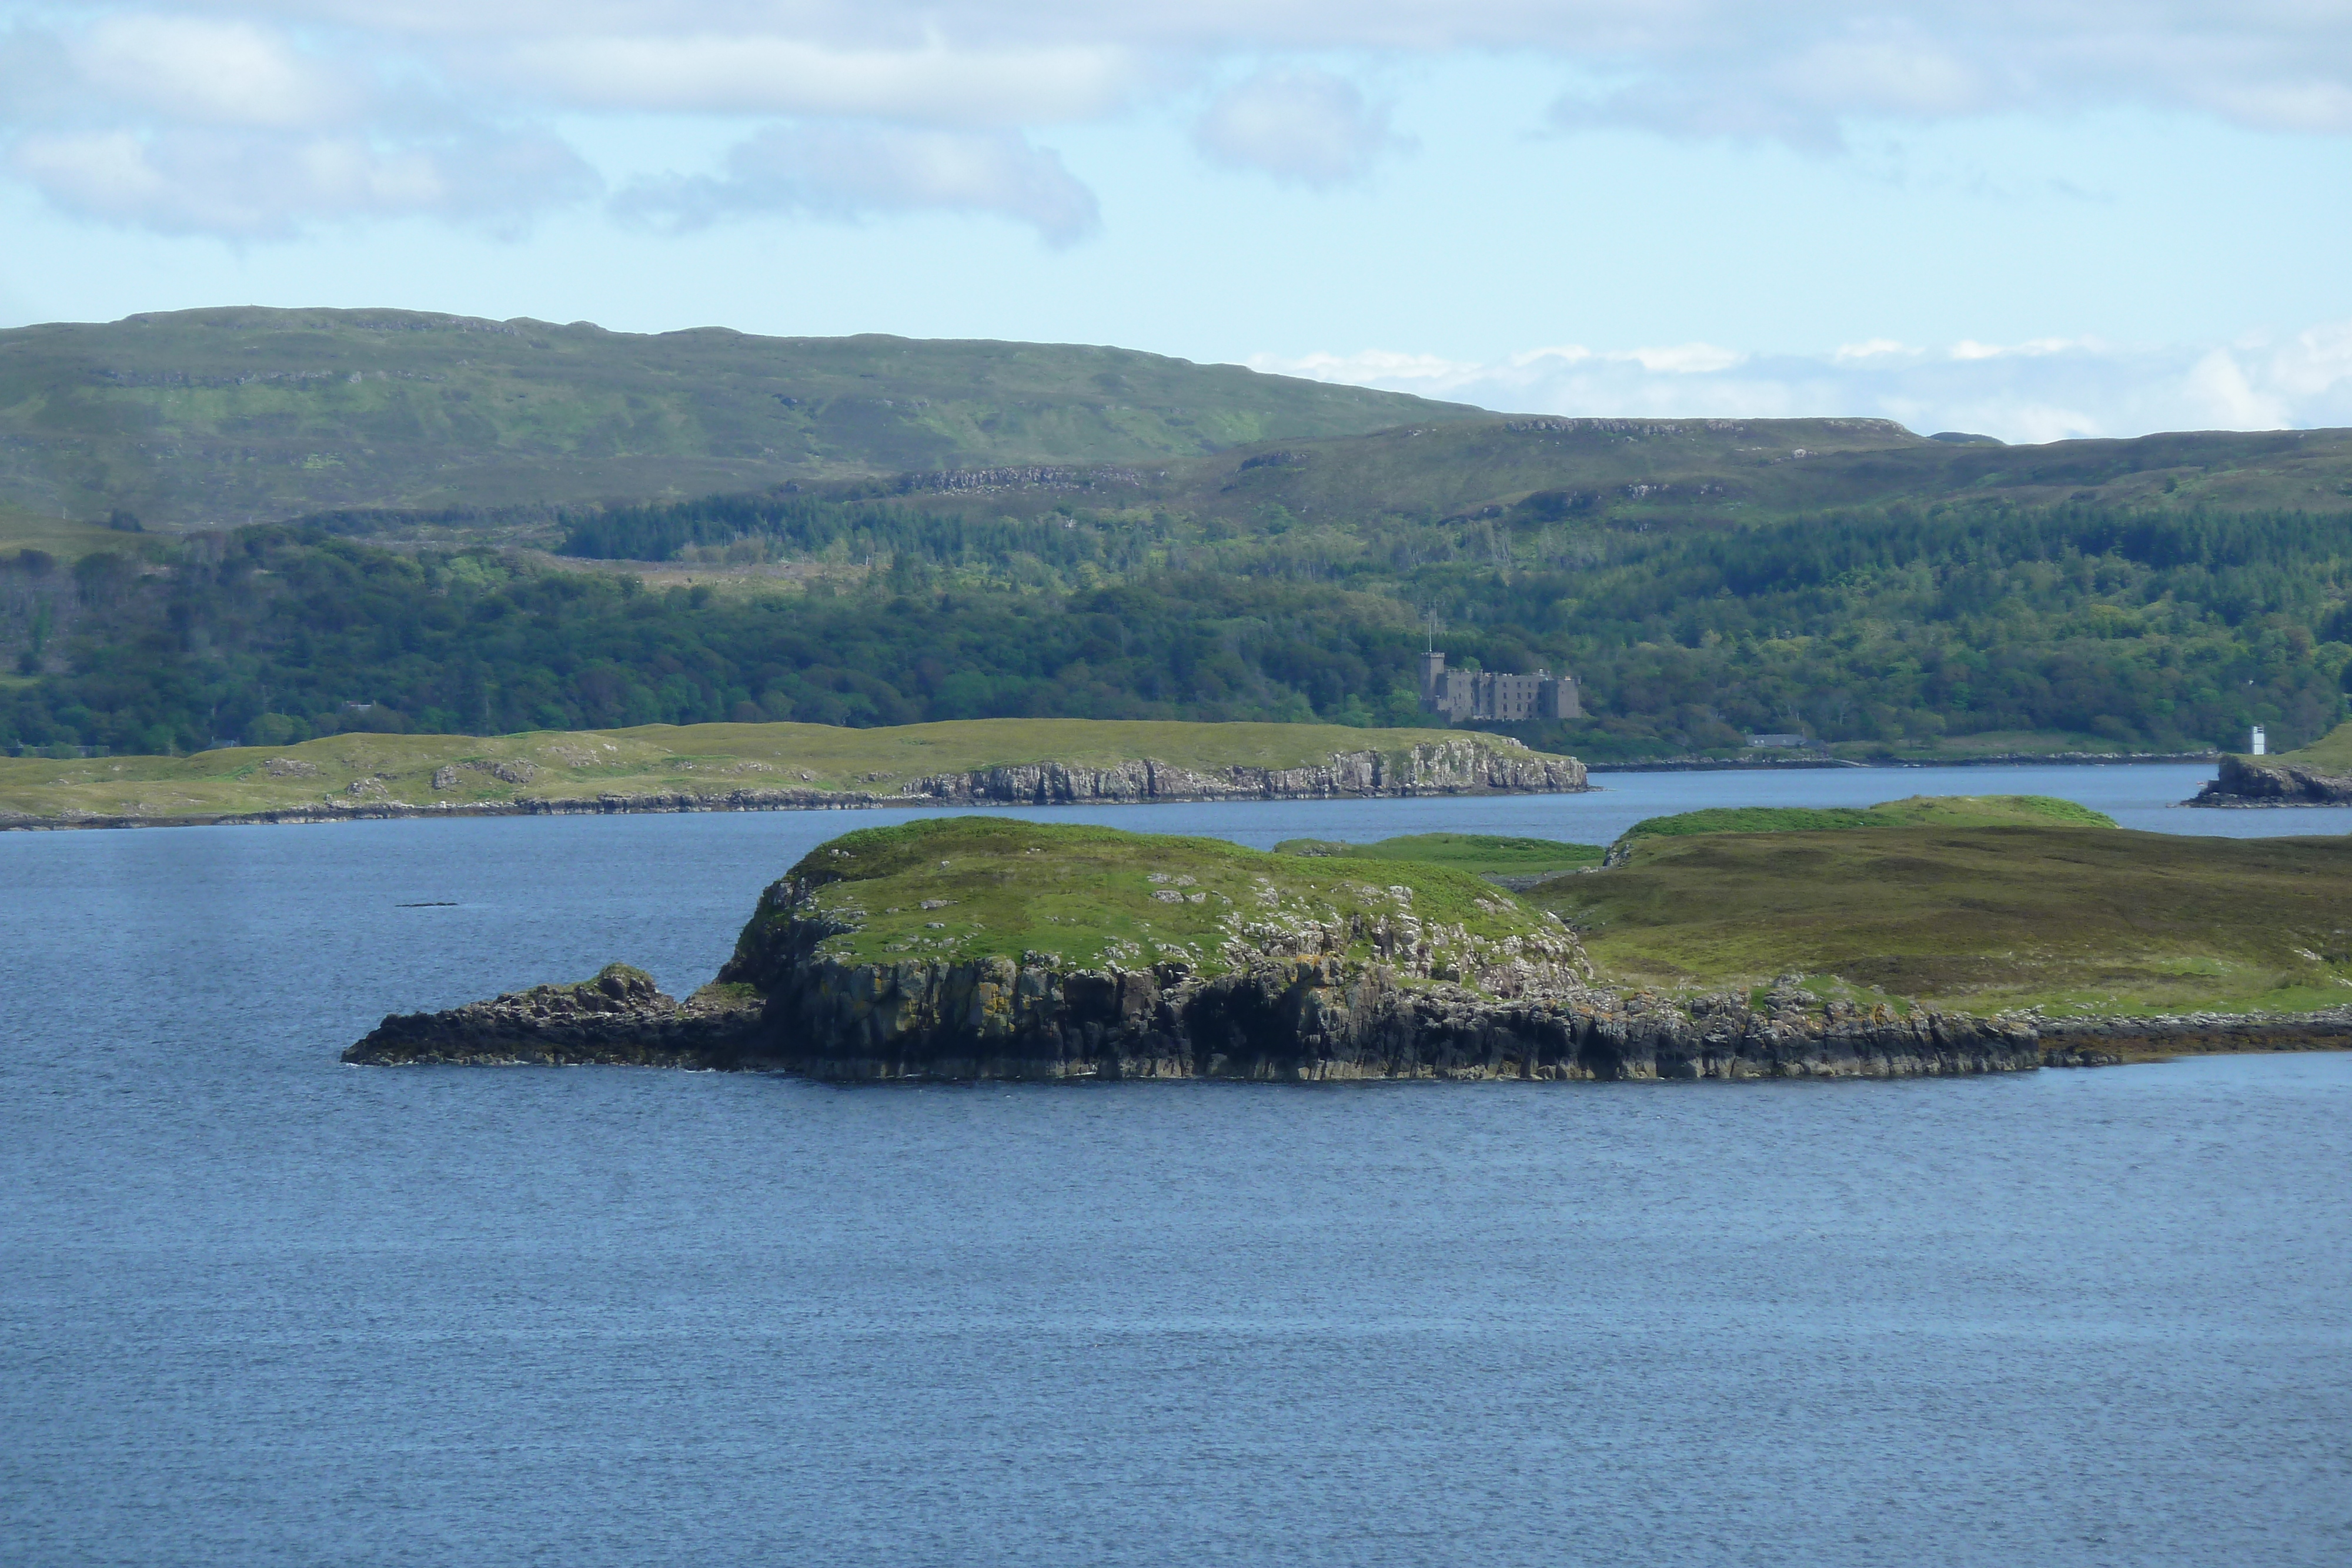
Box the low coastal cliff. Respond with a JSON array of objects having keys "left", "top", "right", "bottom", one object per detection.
[
  {"left": 10, "top": 738, "right": 1586, "bottom": 830},
  {"left": 2189, "top": 753, "right": 2352, "bottom": 806},
  {"left": 345, "top": 961, "right": 2059, "bottom": 1081}
]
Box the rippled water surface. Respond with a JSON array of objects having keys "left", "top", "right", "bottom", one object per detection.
[{"left": 4, "top": 765, "right": 2347, "bottom": 1566}]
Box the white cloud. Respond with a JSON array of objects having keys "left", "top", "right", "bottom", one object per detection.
[
  {"left": 1835, "top": 338, "right": 1915, "bottom": 361},
  {"left": 1253, "top": 321, "right": 2352, "bottom": 445},
  {"left": 11, "top": 125, "right": 597, "bottom": 238},
  {"left": 4, "top": 3, "right": 2350, "bottom": 238},
  {"left": 499, "top": 35, "right": 1137, "bottom": 125},
  {"left": 1195, "top": 68, "right": 1408, "bottom": 185},
  {"left": 1949, "top": 336, "right": 2095, "bottom": 360},
  {"left": 74, "top": 14, "right": 362, "bottom": 129},
  {"left": 613, "top": 125, "right": 1100, "bottom": 246}
]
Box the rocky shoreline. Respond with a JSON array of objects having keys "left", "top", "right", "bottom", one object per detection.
[
  {"left": 343, "top": 956, "right": 2352, "bottom": 1081},
  {"left": 3, "top": 740, "right": 1587, "bottom": 831},
  {"left": 2187, "top": 753, "right": 2352, "bottom": 807}
]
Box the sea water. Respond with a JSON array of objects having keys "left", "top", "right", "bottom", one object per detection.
[{"left": 2, "top": 764, "right": 2347, "bottom": 1566}]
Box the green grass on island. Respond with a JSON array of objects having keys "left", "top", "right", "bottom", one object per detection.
[
  {"left": 754, "top": 816, "right": 1564, "bottom": 979},
  {"left": 1610, "top": 794, "right": 2116, "bottom": 851},
  {"left": 1531, "top": 808, "right": 2352, "bottom": 1018},
  {"left": 1275, "top": 833, "right": 1605, "bottom": 881},
  {"left": 2259, "top": 720, "right": 2352, "bottom": 772},
  {"left": 0, "top": 717, "right": 1533, "bottom": 824}
]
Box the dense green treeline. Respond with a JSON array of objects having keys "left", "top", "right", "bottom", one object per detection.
[
  {"left": 559, "top": 490, "right": 1148, "bottom": 582},
  {"left": 2, "top": 499, "right": 2346, "bottom": 757}
]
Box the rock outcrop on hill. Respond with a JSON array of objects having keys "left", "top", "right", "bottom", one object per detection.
[{"left": 2188, "top": 754, "right": 2352, "bottom": 805}]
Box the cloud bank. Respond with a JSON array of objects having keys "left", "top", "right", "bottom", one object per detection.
[
  {"left": 1252, "top": 323, "right": 2352, "bottom": 446},
  {"left": 2, "top": 3, "right": 2346, "bottom": 240}
]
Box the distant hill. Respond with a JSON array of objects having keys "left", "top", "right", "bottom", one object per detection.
[
  {"left": 1031, "top": 416, "right": 2352, "bottom": 525},
  {"left": 0, "top": 307, "right": 1483, "bottom": 527}
]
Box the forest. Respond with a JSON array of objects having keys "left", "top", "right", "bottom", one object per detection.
[{"left": 3, "top": 494, "right": 2346, "bottom": 760}]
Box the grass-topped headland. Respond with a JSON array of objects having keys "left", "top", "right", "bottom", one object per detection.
[
  {"left": 1532, "top": 810, "right": 2352, "bottom": 1019},
  {"left": 736, "top": 815, "right": 1576, "bottom": 986},
  {"left": 1606, "top": 794, "right": 2116, "bottom": 860},
  {"left": 1275, "top": 832, "right": 1605, "bottom": 882},
  {"left": 0, "top": 717, "right": 1575, "bottom": 827}
]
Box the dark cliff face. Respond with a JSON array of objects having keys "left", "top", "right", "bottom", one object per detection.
[
  {"left": 2191, "top": 754, "right": 2352, "bottom": 805},
  {"left": 347, "top": 924, "right": 2053, "bottom": 1083}
]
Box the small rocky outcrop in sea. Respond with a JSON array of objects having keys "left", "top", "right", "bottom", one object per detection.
[
  {"left": 345, "top": 962, "right": 764, "bottom": 1068},
  {"left": 347, "top": 818, "right": 2081, "bottom": 1082},
  {"left": 2189, "top": 753, "right": 2352, "bottom": 806}
]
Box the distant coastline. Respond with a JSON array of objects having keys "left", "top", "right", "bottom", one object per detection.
[{"left": 1586, "top": 750, "right": 2219, "bottom": 774}]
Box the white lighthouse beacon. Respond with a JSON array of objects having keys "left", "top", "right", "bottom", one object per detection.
[{"left": 2251, "top": 725, "right": 2267, "bottom": 756}]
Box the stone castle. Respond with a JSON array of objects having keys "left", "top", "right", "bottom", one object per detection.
[{"left": 1418, "top": 651, "right": 1582, "bottom": 723}]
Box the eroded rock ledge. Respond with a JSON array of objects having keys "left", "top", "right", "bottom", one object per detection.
[
  {"left": 346, "top": 958, "right": 2063, "bottom": 1079},
  {"left": 2188, "top": 754, "right": 2352, "bottom": 806}
]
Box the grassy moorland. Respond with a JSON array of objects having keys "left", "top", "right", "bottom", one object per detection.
[
  {"left": 754, "top": 815, "right": 1563, "bottom": 978},
  {"left": 1275, "top": 831, "right": 1606, "bottom": 881},
  {"left": 0, "top": 717, "right": 1507, "bottom": 824},
  {"left": 1531, "top": 814, "right": 2352, "bottom": 1017},
  {"left": 0, "top": 308, "right": 1476, "bottom": 527}
]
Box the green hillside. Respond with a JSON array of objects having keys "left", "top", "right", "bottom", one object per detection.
[
  {"left": 0, "top": 308, "right": 1480, "bottom": 528},
  {"left": 5, "top": 506, "right": 2347, "bottom": 758},
  {"left": 1086, "top": 418, "right": 2352, "bottom": 530}
]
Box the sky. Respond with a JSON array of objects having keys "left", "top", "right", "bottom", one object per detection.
[{"left": 2, "top": 2, "right": 2350, "bottom": 443}]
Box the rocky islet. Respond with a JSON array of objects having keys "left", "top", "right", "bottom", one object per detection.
[{"left": 345, "top": 817, "right": 2337, "bottom": 1082}]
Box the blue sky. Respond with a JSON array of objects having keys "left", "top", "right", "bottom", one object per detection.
[{"left": 2, "top": 4, "right": 2348, "bottom": 442}]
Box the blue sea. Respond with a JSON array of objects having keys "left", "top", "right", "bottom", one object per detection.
[{"left": 3, "top": 763, "right": 2347, "bottom": 1566}]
